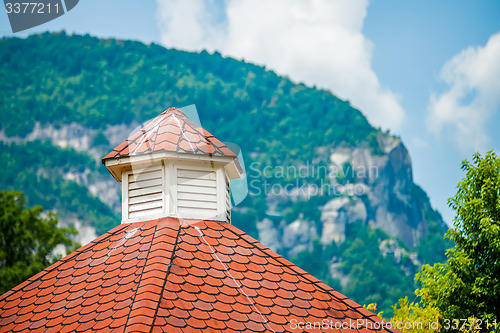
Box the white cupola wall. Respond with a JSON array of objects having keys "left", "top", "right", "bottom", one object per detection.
[
  {"left": 118, "top": 159, "right": 234, "bottom": 223},
  {"left": 102, "top": 108, "right": 242, "bottom": 224}
]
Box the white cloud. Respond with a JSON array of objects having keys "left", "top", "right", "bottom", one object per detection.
[
  {"left": 428, "top": 32, "right": 500, "bottom": 153},
  {"left": 156, "top": 0, "right": 405, "bottom": 132},
  {"left": 156, "top": 0, "right": 225, "bottom": 51}
]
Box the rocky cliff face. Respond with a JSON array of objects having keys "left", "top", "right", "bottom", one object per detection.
[
  {"left": 255, "top": 135, "right": 446, "bottom": 259},
  {"left": 325, "top": 138, "right": 428, "bottom": 248}
]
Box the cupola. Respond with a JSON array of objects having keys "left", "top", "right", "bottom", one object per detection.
[{"left": 102, "top": 107, "right": 243, "bottom": 223}]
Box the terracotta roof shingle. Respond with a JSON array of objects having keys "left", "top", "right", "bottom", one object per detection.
[
  {"left": 102, "top": 107, "right": 236, "bottom": 161},
  {"left": 0, "top": 218, "right": 397, "bottom": 332}
]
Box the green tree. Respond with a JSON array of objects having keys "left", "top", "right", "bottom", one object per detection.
[
  {"left": 386, "top": 296, "right": 442, "bottom": 333},
  {"left": 416, "top": 151, "right": 500, "bottom": 323},
  {"left": 0, "top": 191, "right": 79, "bottom": 295}
]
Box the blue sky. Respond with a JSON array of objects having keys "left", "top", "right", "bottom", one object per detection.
[{"left": 1, "top": 0, "right": 500, "bottom": 225}]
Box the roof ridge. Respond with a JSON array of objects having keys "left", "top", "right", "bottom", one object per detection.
[
  {"left": 124, "top": 218, "right": 182, "bottom": 332},
  {"left": 184, "top": 222, "right": 277, "bottom": 332},
  {"left": 165, "top": 108, "right": 202, "bottom": 132},
  {"left": 123, "top": 223, "right": 158, "bottom": 331},
  {"left": 147, "top": 113, "right": 165, "bottom": 153},
  {"left": 130, "top": 112, "right": 168, "bottom": 156},
  {"left": 165, "top": 110, "right": 221, "bottom": 156},
  {"left": 147, "top": 219, "right": 183, "bottom": 332},
  {"left": 224, "top": 223, "right": 389, "bottom": 329}
]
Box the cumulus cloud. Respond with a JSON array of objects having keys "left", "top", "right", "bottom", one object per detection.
[
  {"left": 156, "top": 0, "right": 405, "bottom": 131},
  {"left": 428, "top": 32, "right": 500, "bottom": 152}
]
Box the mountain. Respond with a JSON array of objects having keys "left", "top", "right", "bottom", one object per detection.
[{"left": 0, "top": 32, "right": 448, "bottom": 314}]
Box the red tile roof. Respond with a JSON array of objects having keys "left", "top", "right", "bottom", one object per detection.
[
  {"left": 102, "top": 107, "right": 236, "bottom": 161},
  {"left": 0, "top": 218, "right": 396, "bottom": 332}
]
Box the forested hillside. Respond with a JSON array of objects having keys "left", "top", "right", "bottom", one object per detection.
[{"left": 0, "top": 32, "right": 448, "bottom": 314}]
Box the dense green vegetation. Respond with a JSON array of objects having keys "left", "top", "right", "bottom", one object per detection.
[
  {"left": 0, "top": 32, "right": 448, "bottom": 314},
  {"left": 0, "top": 191, "right": 79, "bottom": 294},
  {"left": 0, "top": 141, "right": 118, "bottom": 235},
  {"left": 0, "top": 32, "right": 377, "bottom": 166},
  {"left": 293, "top": 224, "right": 415, "bottom": 316},
  {"left": 340, "top": 225, "right": 415, "bottom": 314},
  {"left": 413, "top": 185, "right": 449, "bottom": 265},
  {"left": 417, "top": 151, "right": 500, "bottom": 323}
]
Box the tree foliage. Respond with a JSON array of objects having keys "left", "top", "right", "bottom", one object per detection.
[
  {"left": 390, "top": 296, "right": 442, "bottom": 333},
  {"left": 0, "top": 191, "right": 79, "bottom": 295},
  {"left": 416, "top": 151, "right": 500, "bottom": 322}
]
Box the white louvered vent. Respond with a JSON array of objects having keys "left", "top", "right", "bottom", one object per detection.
[
  {"left": 126, "top": 165, "right": 164, "bottom": 220},
  {"left": 121, "top": 163, "right": 232, "bottom": 223},
  {"left": 177, "top": 168, "right": 218, "bottom": 219}
]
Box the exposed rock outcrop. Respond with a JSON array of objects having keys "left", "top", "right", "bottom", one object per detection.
[
  {"left": 320, "top": 197, "right": 366, "bottom": 245},
  {"left": 257, "top": 136, "right": 446, "bottom": 253}
]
